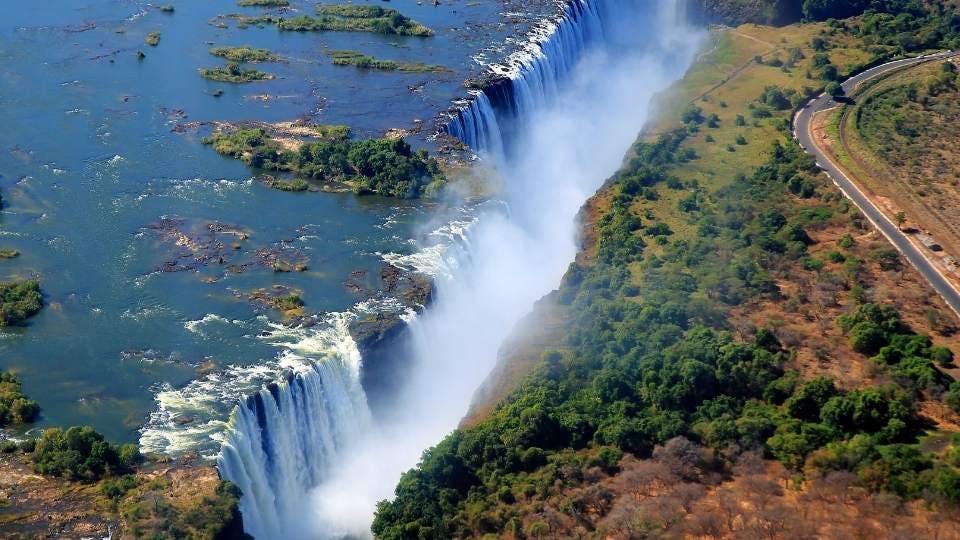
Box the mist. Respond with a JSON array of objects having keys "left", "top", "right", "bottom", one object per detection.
[{"left": 299, "top": 1, "right": 704, "bottom": 537}]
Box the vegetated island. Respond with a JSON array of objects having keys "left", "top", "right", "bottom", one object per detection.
[
  {"left": 199, "top": 62, "right": 274, "bottom": 83},
  {"left": 204, "top": 124, "right": 446, "bottom": 198},
  {"left": 0, "top": 279, "right": 42, "bottom": 326},
  {"left": 278, "top": 5, "right": 433, "bottom": 36},
  {"left": 249, "top": 287, "right": 305, "bottom": 317},
  {"left": 238, "top": 0, "right": 288, "bottom": 6},
  {"left": 326, "top": 50, "right": 449, "bottom": 73},
  {"left": 0, "top": 371, "right": 40, "bottom": 427},
  {"left": 210, "top": 45, "right": 278, "bottom": 63},
  {"left": 0, "top": 375, "right": 245, "bottom": 538},
  {"left": 372, "top": 2, "right": 960, "bottom": 539}
]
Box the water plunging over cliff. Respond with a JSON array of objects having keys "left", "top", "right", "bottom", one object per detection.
[{"left": 218, "top": 1, "right": 701, "bottom": 537}]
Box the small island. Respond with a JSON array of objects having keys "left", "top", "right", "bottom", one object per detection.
[
  {"left": 210, "top": 45, "right": 277, "bottom": 63},
  {"left": 200, "top": 62, "right": 274, "bottom": 83},
  {"left": 0, "top": 279, "right": 42, "bottom": 326},
  {"left": 237, "top": 0, "right": 288, "bottom": 6},
  {"left": 0, "top": 371, "right": 40, "bottom": 426},
  {"left": 204, "top": 125, "right": 445, "bottom": 198},
  {"left": 279, "top": 5, "right": 433, "bottom": 36},
  {"left": 327, "top": 50, "right": 448, "bottom": 73}
]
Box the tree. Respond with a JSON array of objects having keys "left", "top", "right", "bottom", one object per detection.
[
  {"left": 826, "top": 81, "right": 844, "bottom": 99},
  {"left": 945, "top": 382, "right": 960, "bottom": 413},
  {"left": 849, "top": 321, "right": 888, "bottom": 355},
  {"left": 785, "top": 377, "right": 838, "bottom": 422},
  {"left": 894, "top": 211, "right": 906, "bottom": 230},
  {"left": 821, "top": 64, "right": 839, "bottom": 81}
]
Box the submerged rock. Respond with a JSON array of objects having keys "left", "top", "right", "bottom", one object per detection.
[{"left": 144, "top": 217, "right": 307, "bottom": 278}]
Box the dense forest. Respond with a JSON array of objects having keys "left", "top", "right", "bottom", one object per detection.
[
  {"left": 372, "top": 1, "right": 960, "bottom": 538},
  {"left": 700, "top": 0, "right": 960, "bottom": 26}
]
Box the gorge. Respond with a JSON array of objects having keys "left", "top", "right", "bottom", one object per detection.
[{"left": 216, "top": 0, "right": 702, "bottom": 537}]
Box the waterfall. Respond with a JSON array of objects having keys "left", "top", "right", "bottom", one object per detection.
[
  {"left": 216, "top": 314, "right": 374, "bottom": 540},
  {"left": 442, "top": 0, "right": 609, "bottom": 157},
  {"left": 217, "top": 1, "right": 701, "bottom": 538},
  {"left": 445, "top": 92, "right": 505, "bottom": 161}
]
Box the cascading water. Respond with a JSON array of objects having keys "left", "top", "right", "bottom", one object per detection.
[
  {"left": 444, "top": 0, "right": 610, "bottom": 159},
  {"left": 215, "top": 313, "right": 375, "bottom": 540},
  {"left": 218, "top": 1, "right": 702, "bottom": 538}
]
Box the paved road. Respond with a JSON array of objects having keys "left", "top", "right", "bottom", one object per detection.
[{"left": 793, "top": 51, "right": 960, "bottom": 318}]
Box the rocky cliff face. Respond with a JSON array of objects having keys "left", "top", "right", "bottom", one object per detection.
[
  {"left": 349, "top": 264, "right": 433, "bottom": 415},
  {"left": 690, "top": 0, "right": 801, "bottom": 25}
]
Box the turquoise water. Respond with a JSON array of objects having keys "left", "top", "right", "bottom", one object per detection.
[{"left": 0, "top": 0, "right": 506, "bottom": 445}]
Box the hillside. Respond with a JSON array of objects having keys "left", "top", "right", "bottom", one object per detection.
[
  {"left": 371, "top": 3, "right": 960, "bottom": 539},
  {"left": 696, "top": 0, "right": 801, "bottom": 25}
]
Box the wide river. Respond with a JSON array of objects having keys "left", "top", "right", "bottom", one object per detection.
[{"left": 0, "top": 0, "right": 521, "bottom": 449}]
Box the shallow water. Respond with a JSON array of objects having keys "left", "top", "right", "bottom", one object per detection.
[{"left": 0, "top": 0, "right": 511, "bottom": 446}]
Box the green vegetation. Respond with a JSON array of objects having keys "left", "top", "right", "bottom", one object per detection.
[
  {"left": 0, "top": 279, "right": 42, "bottom": 326},
  {"left": 702, "top": 0, "right": 960, "bottom": 31},
  {"left": 844, "top": 1, "right": 960, "bottom": 55},
  {"left": 31, "top": 426, "right": 140, "bottom": 482},
  {"left": 209, "top": 46, "right": 277, "bottom": 63},
  {"left": 218, "top": 13, "right": 283, "bottom": 28},
  {"left": 204, "top": 127, "right": 445, "bottom": 198},
  {"left": 326, "top": 50, "right": 448, "bottom": 73},
  {"left": 274, "top": 294, "right": 304, "bottom": 311},
  {"left": 145, "top": 31, "right": 160, "bottom": 46},
  {"left": 699, "top": 0, "right": 802, "bottom": 25},
  {"left": 0, "top": 388, "right": 245, "bottom": 537},
  {"left": 0, "top": 371, "right": 40, "bottom": 427},
  {"left": 856, "top": 61, "right": 960, "bottom": 168},
  {"left": 278, "top": 5, "right": 433, "bottom": 36},
  {"left": 199, "top": 63, "right": 274, "bottom": 83},
  {"left": 269, "top": 178, "right": 309, "bottom": 192},
  {"left": 372, "top": 4, "right": 960, "bottom": 536},
  {"left": 238, "top": 0, "right": 288, "bottom": 6},
  {"left": 372, "top": 125, "right": 960, "bottom": 537},
  {"left": 121, "top": 480, "right": 245, "bottom": 539}
]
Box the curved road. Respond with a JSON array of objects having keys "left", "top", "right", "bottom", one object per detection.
[{"left": 793, "top": 51, "right": 960, "bottom": 318}]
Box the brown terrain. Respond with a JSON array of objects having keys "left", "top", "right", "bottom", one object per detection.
[{"left": 0, "top": 452, "right": 239, "bottom": 539}]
